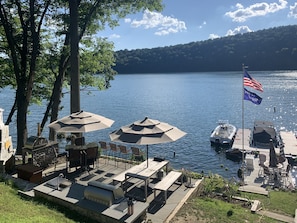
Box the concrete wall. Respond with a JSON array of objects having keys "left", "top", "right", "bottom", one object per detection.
[{"left": 34, "top": 190, "right": 116, "bottom": 223}]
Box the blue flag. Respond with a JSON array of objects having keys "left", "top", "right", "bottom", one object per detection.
[{"left": 244, "top": 88, "right": 262, "bottom": 105}]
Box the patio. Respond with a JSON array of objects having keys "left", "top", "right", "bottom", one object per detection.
[{"left": 15, "top": 155, "right": 201, "bottom": 223}]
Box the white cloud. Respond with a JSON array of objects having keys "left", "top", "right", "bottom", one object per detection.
[
  {"left": 209, "top": 34, "right": 220, "bottom": 39},
  {"left": 226, "top": 26, "right": 253, "bottom": 36},
  {"left": 127, "top": 9, "right": 186, "bottom": 36},
  {"left": 109, "top": 34, "right": 120, "bottom": 39},
  {"left": 208, "top": 25, "right": 252, "bottom": 40},
  {"left": 289, "top": 3, "right": 297, "bottom": 18},
  {"left": 124, "top": 18, "right": 131, "bottom": 23},
  {"left": 225, "top": 0, "right": 288, "bottom": 22}
]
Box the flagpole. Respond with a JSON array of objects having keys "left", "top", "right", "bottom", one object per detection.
[
  {"left": 242, "top": 64, "right": 245, "bottom": 152},
  {"left": 241, "top": 64, "right": 245, "bottom": 184},
  {"left": 241, "top": 67, "right": 263, "bottom": 183}
]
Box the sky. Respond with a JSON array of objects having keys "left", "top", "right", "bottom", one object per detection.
[{"left": 99, "top": 0, "right": 297, "bottom": 51}]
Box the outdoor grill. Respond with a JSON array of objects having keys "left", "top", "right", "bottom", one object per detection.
[
  {"left": 84, "top": 181, "right": 125, "bottom": 207},
  {"left": 22, "top": 136, "right": 58, "bottom": 168},
  {"left": 25, "top": 136, "right": 49, "bottom": 149}
]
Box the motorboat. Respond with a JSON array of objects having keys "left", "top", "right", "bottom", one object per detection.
[
  {"left": 225, "top": 148, "right": 246, "bottom": 162},
  {"left": 210, "top": 121, "right": 237, "bottom": 147},
  {"left": 250, "top": 120, "right": 279, "bottom": 149}
]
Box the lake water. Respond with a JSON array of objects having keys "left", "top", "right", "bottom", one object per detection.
[{"left": 2, "top": 70, "right": 297, "bottom": 179}]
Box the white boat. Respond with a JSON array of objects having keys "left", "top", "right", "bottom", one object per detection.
[{"left": 210, "top": 121, "right": 237, "bottom": 147}]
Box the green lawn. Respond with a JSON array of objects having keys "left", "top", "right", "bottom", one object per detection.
[
  {"left": 1, "top": 174, "right": 296, "bottom": 223},
  {"left": 172, "top": 196, "right": 281, "bottom": 223},
  {"left": 240, "top": 190, "right": 297, "bottom": 217},
  {"left": 0, "top": 180, "right": 96, "bottom": 223},
  {"left": 171, "top": 174, "right": 297, "bottom": 223}
]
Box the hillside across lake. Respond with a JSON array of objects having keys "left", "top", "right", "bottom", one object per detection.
[{"left": 114, "top": 25, "right": 297, "bottom": 74}]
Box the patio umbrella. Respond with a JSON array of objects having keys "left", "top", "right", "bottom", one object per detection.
[
  {"left": 48, "top": 110, "right": 114, "bottom": 133},
  {"left": 269, "top": 139, "right": 278, "bottom": 168},
  {"left": 109, "top": 117, "right": 186, "bottom": 167}
]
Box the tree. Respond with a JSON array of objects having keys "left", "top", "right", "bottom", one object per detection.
[
  {"left": 0, "top": 0, "right": 163, "bottom": 154},
  {"left": 0, "top": 0, "right": 51, "bottom": 154}
]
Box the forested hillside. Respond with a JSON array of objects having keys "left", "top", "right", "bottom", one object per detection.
[{"left": 113, "top": 25, "right": 297, "bottom": 73}]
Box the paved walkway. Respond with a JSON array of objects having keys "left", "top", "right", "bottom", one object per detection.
[{"left": 258, "top": 210, "right": 294, "bottom": 223}]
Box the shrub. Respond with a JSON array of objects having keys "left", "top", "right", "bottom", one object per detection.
[{"left": 227, "top": 209, "right": 233, "bottom": 217}]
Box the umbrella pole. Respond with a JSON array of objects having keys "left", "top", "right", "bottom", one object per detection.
[{"left": 147, "top": 145, "right": 149, "bottom": 167}]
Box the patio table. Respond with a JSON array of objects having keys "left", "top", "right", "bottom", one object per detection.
[{"left": 124, "top": 159, "right": 169, "bottom": 201}]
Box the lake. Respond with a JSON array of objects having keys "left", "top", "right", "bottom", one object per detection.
[{"left": 2, "top": 70, "right": 297, "bottom": 179}]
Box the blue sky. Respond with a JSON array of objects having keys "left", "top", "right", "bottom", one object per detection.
[{"left": 100, "top": 0, "right": 297, "bottom": 51}]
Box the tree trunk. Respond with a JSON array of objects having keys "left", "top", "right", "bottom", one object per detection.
[
  {"left": 16, "top": 84, "right": 28, "bottom": 154},
  {"left": 69, "top": 0, "right": 80, "bottom": 114},
  {"left": 41, "top": 35, "right": 70, "bottom": 140},
  {"left": 44, "top": 69, "right": 66, "bottom": 141},
  {"left": 5, "top": 99, "right": 17, "bottom": 126},
  {"left": 15, "top": 0, "right": 42, "bottom": 154}
]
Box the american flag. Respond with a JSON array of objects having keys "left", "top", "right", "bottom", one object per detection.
[{"left": 243, "top": 70, "right": 263, "bottom": 92}]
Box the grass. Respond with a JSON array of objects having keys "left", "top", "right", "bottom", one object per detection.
[
  {"left": 202, "top": 174, "right": 297, "bottom": 217},
  {"left": 171, "top": 174, "right": 297, "bottom": 222},
  {"left": 0, "top": 172, "right": 296, "bottom": 223},
  {"left": 0, "top": 179, "right": 96, "bottom": 223},
  {"left": 240, "top": 190, "right": 297, "bottom": 217},
  {"left": 0, "top": 182, "right": 72, "bottom": 223},
  {"left": 173, "top": 197, "right": 280, "bottom": 223}
]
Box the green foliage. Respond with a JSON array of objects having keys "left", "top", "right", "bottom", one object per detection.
[
  {"left": 0, "top": 0, "right": 164, "bottom": 105},
  {"left": 201, "top": 174, "right": 239, "bottom": 202},
  {"left": 114, "top": 25, "right": 297, "bottom": 73},
  {"left": 185, "top": 171, "right": 203, "bottom": 179},
  {"left": 226, "top": 209, "right": 233, "bottom": 217},
  {"left": 0, "top": 0, "right": 164, "bottom": 150}
]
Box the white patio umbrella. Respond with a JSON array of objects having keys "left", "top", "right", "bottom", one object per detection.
[
  {"left": 109, "top": 117, "right": 186, "bottom": 167},
  {"left": 48, "top": 110, "right": 114, "bottom": 133},
  {"left": 48, "top": 111, "right": 114, "bottom": 171}
]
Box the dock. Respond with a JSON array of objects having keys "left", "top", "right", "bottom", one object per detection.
[
  {"left": 233, "top": 129, "right": 297, "bottom": 157},
  {"left": 279, "top": 131, "right": 297, "bottom": 156},
  {"left": 233, "top": 129, "right": 297, "bottom": 195}
]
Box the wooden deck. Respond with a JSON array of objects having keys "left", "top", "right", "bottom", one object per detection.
[
  {"left": 233, "top": 129, "right": 297, "bottom": 195},
  {"left": 279, "top": 131, "right": 297, "bottom": 156},
  {"left": 238, "top": 185, "right": 269, "bottom": 196},
  {"left": 233, "top": 129, "right": 297, "bottom": 156}
]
